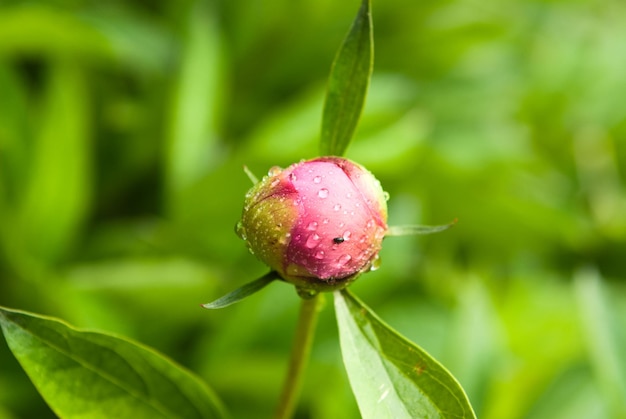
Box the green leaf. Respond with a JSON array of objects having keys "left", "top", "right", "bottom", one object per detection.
[
  {"left": 320, "top": 0, "right": 373, "bottom": 157},
  {"left": 166, "top": 1, "right": 225, "bottom": 210},
  {"left": 202, "top": 272, "right": 278, "bottom": 309},
  {"left": 574, "top": 268, "right": 626, "bottom": 418},
  {"left": 385, "top": 219, "right": 458, "bottom": 237},
  {"left": 334, "top": 289, "right": 476, "bottom": 419},
  {"left": 19, "top": 61, "right": 91, "bottom": 264},
  {"left": 0, "top": 307, "right": 226, "bottom": 419},
  {"left": 0, "top": 5, "right": 172, "bottom": 74}
]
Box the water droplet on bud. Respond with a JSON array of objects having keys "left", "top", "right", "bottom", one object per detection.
[
  {"left": 235, "top": 221, "right": 247, "bottom": 240},
  {"left": 337, "top": 254, "right": 352, "bottom": 266},
  {"left": 333, "top": 204, "right": 341, "bottom": 211},
  {"left": 315, "top": 250, "right": 325, "bottom": 259},
  {"left": 313, "top": 176, "right": 322, "bottom": 184},
  {"left": 318, "top": 188, "right": 329, "bottom": 198},
  {"left": 306, "top": 221, "right": 318, "bottom": 231},
  {"left": 370, "top": 255, "right": 382, "bottom": 271},
  {"left": 268, "top": 166, "right": 282, "bottom": 176},
  {"left": 305, "top": 234, "right": 321, "bottom": 248}
]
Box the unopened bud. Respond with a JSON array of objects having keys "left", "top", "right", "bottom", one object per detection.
[{"left": 237, "top": 157, "right": 388, "bottom": 292}]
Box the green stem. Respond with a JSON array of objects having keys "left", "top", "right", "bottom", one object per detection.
[{"left": 274, "top": 293, "right": 323, "bottom": 419}]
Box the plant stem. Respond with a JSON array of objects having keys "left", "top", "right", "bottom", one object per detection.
[{"left": 274, "top": 293, "right": 323, "bottom": 419}]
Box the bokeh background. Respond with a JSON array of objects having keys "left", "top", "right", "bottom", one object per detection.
[{"left": 1, "top": 0, "right": 626, "bottom": 418}]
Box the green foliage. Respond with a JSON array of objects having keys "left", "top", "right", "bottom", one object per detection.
[
  {"left": 1, "top": 0, "right": 626, "bottom": 418},
  {"left": 0, "top": 307, "right": 226, "bottom": 419},
  {"left": 335, "top": 290, "right": 475, "bottom": 418},
  {"left": 202, "top": 272, "right": 278, "bottom": 309},
  {"left": 320, "top": 0, "right": 373, "bottom": 157}
]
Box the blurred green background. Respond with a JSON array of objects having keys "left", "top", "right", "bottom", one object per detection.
[{"left": 1, "top": 0, "right": 626, "bottom": 418}]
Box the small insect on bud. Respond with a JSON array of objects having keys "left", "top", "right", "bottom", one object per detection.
[{"left": 236, "top": 157, "right": 388, "bottom": 292}]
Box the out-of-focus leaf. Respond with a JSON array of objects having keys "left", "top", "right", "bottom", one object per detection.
[
  {"left": 335, "top": 289, "right": 476, "bottom": 419},
  {"left": 165, "top": 1, "right": 225, "bottom": 209},
  {"left": 320, "top": 0, "right": 373, "bottom": 157},
  {"left": 203, "top": 272, "right": 278, "bottom": 309},
  {"left": 0, "top": 5, "right": 172, "bottom": 74},
  {"left": 81, "top": 9, "right": 173, "bottom": 74},
  {"left": 0, "top": 5, "right": 111, "bottom": 59},
  {"left": 0, "top": 64, "right": 29, "bottom": 202},
  {"left": 574, "top": 267, "right": 626, "bottom": 418},
  {"left": 19, "top": 61, "right": 91, "bottom": 264},
  {"left": 0, "top": 307, "right": 227, "bottom": 419},
  {"left": 0, "top": 64, "right": 29, "bottom": 279}
]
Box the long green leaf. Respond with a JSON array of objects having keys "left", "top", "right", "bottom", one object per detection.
[
  {"left": 202, "top": 272, "right": 278, "bottom": 309},
  {"left": 19, "top": 61, "right": 91, "bottom": 264},
  {"left": 335, "top": 290, "right": 476, "bottom": 419},
  {"left": 0, "top": 307, "right": 226, "bottom": 419},
  {"left": 320, "top": 0, "right": 373, "bottom": 157},
  {"left": 166, "top": 1, "right": 225, "bottom": 210},
  {"left": 574, "top": 268, "right": 626, "bottom": 418},
  {"left": 386, "top": 220, "right": 457, "bottom": 237}
]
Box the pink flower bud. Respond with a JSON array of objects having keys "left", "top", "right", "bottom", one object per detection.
[{"left": 237, "top": 157, "right": 388, "bottom": 292}]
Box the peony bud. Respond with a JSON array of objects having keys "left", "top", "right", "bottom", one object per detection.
[{"left": 236, "top": 157, "right": 388, "bottom": 292}]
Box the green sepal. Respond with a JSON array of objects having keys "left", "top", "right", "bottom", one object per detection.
[
  {"left": 385, "top": 219, "right": 457, "bottom": 236},
  {"left": 202, "top": 271, "right": 278, "bottom": 309}
]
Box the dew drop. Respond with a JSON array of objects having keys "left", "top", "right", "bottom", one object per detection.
[
  {"left": 370, "top": 255, "right": 382, "bottom": 271},
  {"left": 289, "top": 173, "right": 297, "bottom": 182},
  {"left": 366, "top": 219, "right": 374, "bottom": 228},
  {"left": 315, "top": 250, "right": 325, "bottom": 260},
  {"left": 337, "top": 254, "right": 352, "bottom": 266},
  {"left": 322, "top": 218, "right": 330, "bottom": 224},
  {"left": 305, "top": 234, "right": 321, "bottom": 248},
  {"left": 383, "top": 191, "right": 390, "bottom": 201},
  {"left": 235, "top": 221, "right": 247, "bottom": 240},
  {"left": 270, "top": 178, "right": 280, "bottom": 187},
  {"left": 306, "top": 221, "right": 318, "bottom": 231},
  {"left": 313, "top": 175, "right": 322, "bottom": 184},
  {"left": 346, "top": 192, "right": 352, "bottom": 198},
  {"left": 339, "top": 222, "right": 345, "bottom": 228},
  {"left": 268, "top": 166, "right": 282, "bottom": 176},
  {"left": 333, "top": 204, "right": 341, "bottom": 211},
  {"left": 279, "top": 232, "right": 292, "bottom": 245},
  {"left": 342, "top": 231, "right": 352, "bottom": 241},
  {"left": 318, "top": 188, "right": 329, "bottom": 198}
]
